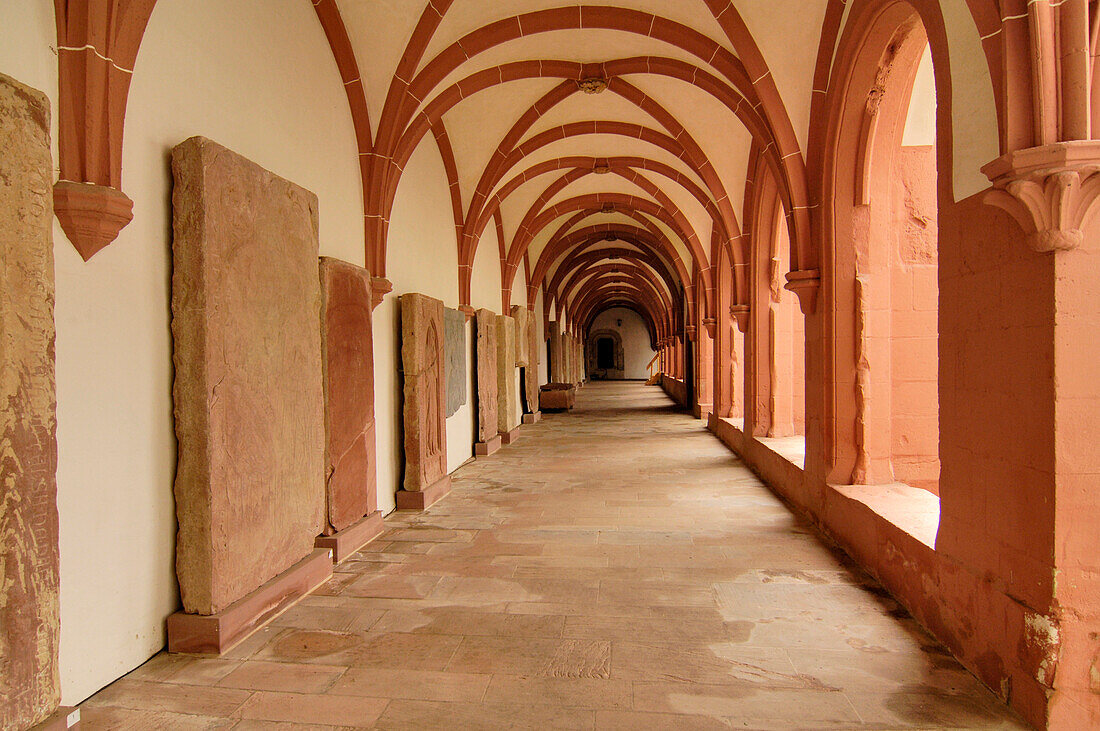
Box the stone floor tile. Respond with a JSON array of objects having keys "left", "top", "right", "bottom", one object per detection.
[
  {"left": 216, "top": 660, "right": 346, "bottom": 694},
  {"left": 372, "top": 700, "right": 595, "bottom": 730},
  {"left": 83, "top": 679, "right": 252, "bottom": 716},
  {"left": 233, "top": 691, "right": 387, "bottom": 727},
  {"left": 327, "top": 667, "right": 490, "bottom": 702}
]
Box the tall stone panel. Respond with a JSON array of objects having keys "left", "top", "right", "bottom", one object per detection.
[
  {"left": 171, "top": 137, "right": 326, "bottom": 616},
  {"left": 497, "top": 315, "right": 520, "bottom": 436},
  {"left": 511, "top": 305, "right": 529, "bottom": 367},
  {"left": 525, "top": 314, "right": 541, "bottom": 414},
  {"left": 0, "top": 73, "right": 60, "bottom": 730},
  {"left": 319, "top": 257, "right": 376, "bottom": 534},
  {"left": 475, "top": 309, "right": 498, "bottom": 444},
  {"left": 400, "top": 293, "right": 448, "bottom": 492},
  {"left": 443, "top": 307, "right": 466, "bottom": 417},
  {"left": 549, "top": 321, "right": 563, "bottom": 382}
]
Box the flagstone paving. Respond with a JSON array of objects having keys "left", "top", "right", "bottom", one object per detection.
[{"left": 80, "top": 381, "right": 1027, "bottom": 730}]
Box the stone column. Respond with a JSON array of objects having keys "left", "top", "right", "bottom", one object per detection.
[
  {"left": 0, "top": 72, "right": 61, "bottom": 730},
  {"left": 474, "top": 309, "right": 500, "bottom": 455}
]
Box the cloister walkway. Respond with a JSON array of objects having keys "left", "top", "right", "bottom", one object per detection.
[{"left": 81, "top": 382, "right": 1025, "bottom": 729}]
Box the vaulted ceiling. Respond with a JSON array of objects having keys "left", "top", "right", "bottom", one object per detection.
[{"left": 320, "top": 0, "right": 829, "bottom": 339}]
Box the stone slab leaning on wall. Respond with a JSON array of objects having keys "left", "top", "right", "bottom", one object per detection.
[
  {"left": 170, "top": 137, "right": 327, "bottom": 618},
  {"left": 398, "top": 293, "right": 450, "bottom": 509},
  {"left": 0, "top": 71, "right": 61, "bottom": 731},
  {"left": 474, "top": 309, "right": 500, "bottom": 454},
  {"left": 315, "top": 258, "right": 382, "bottom": 563},
  {"left": 497, "top": 315, "right": 520, "bottom": 441},
  {"left": 444, "top": 307, "right": 466, "bottom": 417}
]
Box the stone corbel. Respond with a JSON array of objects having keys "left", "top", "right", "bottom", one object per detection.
[
  {"left": 53, "top": 0, "right": 156, "bottom": 260},
  {"left": 702, "top": 317, "right": 717, "bottom": 338},
  {"left": 684, "top": 324, "right": 697, "bottom": 342},
  {"left": 458, "top": 304, "right": 476, "bottom": 320},
  {"left": 370, "top": 277, "right": 393, "bottom": 310},
  {"left": 730, "top": 305, "right": 750, "bottom": 332},
  {"left": 783, "top": 270, "right": 820, "bottom": 315},
  {"left": 981, "top": 141, "right": 1100, "bottom": 253}
]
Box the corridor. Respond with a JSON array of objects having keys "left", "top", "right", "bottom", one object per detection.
[{"left": 80, "top": 383, "right": 1024, "bottom": 730}]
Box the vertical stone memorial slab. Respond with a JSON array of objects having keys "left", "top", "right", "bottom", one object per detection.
[
  {"left": 168, "top": 137, "right": 331, "bottom": 653},
  {"left": 398, "top": 293, "right": 450, "bottom": 510},
  {"left": 549, "top": 321, "right": 563, "bottom": 382},
  {"left": 315, "top": 258, "right": 382, "bottom": 564},
  {"left": 474, "top": 309, "right": 501, "bottom": 455},
  {"left": 444, "top": 307, "right": 466, "bottom": 418},
  {"left": 0, "top": 72, "right": 61, "bottom": 730},
  {"left": 497, "top": 315, "right": 521, "bottom": 443},
  {"left": 523, "top": 313, "right": 542, "bottom": 423},
  {"left": 511, "top": 305, "right": 529, "bottom": 367}
]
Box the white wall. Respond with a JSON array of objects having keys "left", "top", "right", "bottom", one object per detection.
[
  {"left": 0, "top": 0, "right": 366, "bottom": 705},
  {"left": 379, "top": 134, "right": 474, "bottom": 509},
  {"left": 591, "top": 308, "right": 656, "bottom": 379}
]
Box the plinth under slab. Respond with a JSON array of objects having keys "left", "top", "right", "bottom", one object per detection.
[
  {"left": 30, "top": 707, "right": 79, "bottom": 730},
  {"left": 501, "top": 426, "right": 521, "bottom": 445},
  {"left": 395, "top": 475, "right": 451, "bottom": 510},
  {"left": 166, "top": 548, "right": 333, "bottom": 655},
  {"left": 522, "top": 411, "right": 542, "bottom": 424},
  {"left": 315, "top": 511, "right": 384, "bottom": 564},
  {"left": 475, "top": 434, "right": 502, "bottom": 456}
]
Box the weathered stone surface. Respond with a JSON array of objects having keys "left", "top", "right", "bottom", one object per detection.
[
  {"left": 497, "top": 315, "right": 519, "bottom": 434},
  {"left": 539, "top": 384, "right": 577, "bottom": 411},
  {"left": 319, "top": 257, "right": 376, "bottom": 535},
  {"left": 0, "top": 72, "right": 60, "bottom": 730},
  {"left": 400, "top": 293, "right": 448, "bottom": 491},
  {"left": 171, "top": 137, "right": 325, "bottom": 615},
  {"left": 548, "top": 321, "right": 563, "bottom": 382},
  {"left": 444, "top": 307, "right": 466, "bottom": 417},
  {"left": 525, "top": 313, "right": 541, "bottom": 413},
  {"left": 510, "top": 306, "right": 529, "bottom": 367},
  {"left": 475, "top": 309, "right": 498, "bottom": 444}
]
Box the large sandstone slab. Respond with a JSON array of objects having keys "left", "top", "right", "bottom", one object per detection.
[
  {"left": 319, "top": 257, "right": 376, "bottom": 534},
  {"left": 0, "top": 72, "right": 60, "bottom": 730},
  {"left": 444, "top": 307, "right": 466, "bottom": 417},
  {"left": 475, "top": 309, "right": 498, "bottom": 444},
  {"left": 511, "top": 305, "right": 529, "bottom": 367},
  {"left": 171, "top": 137, "right": 325, "bottom": 615},
  {"left": 525, "top": 312, "right": 541, "bottom": 413},
  {"left": 497, "top": 315, "right": 519, "bottom": 434},
  {"left": 548, "top": 321, "right": 562, "bottom": 382},
  {"left": 400, "top": 293, "right": 448, "bottom": 491}
]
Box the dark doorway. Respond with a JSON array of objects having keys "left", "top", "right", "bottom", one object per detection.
[{"left": 596, "top": 338, "right": 615, "bottom": 369}]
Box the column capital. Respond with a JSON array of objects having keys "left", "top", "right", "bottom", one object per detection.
[
  {"left": 982, "top": 140, "right": 1100, "bottom": 253},
  {"left": 730, "top": 304, "right": 750, "bottom": 332},
  {"left": 783, "top": 270, "right": 820, "bottom": 315}
]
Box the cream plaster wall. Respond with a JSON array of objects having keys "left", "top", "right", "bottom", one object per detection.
[
  {"left": 0, "top": 0, "right": 366, "bottom": 705},
  {"left": 470, "top": 229, "right": 503, "bottom": 313},
  {"left": 903, "top": 47, "right": 936, "bottom": 147},
  {"left": 591, "top": 307, "right": 656, "bottom": 380},
  {"left": 378, "top": 134, "right": 474, "bottom": 509}
]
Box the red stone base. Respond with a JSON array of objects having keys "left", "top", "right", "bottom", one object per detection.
[
  {"left": 693, "top": 402, "right": 712, "bottom": 420},
  {"left": 395, "top": 475, "right": 451, "bottom": 511},
  {"left": 522, "top": 411, "right": 542, "bottom": 424},
  {"left": 500, "top": 426, "right": 522, "bottom": 445},
  {"left": 475, "top": 435, "right": 502, "bottom": 456},
  {"left": 166, "top": 548, "right": 333, "bottom": 655},
  {"left": 30, "top": 707, "right": 80, "bottom": 730},
  {"left": 315, "top": 511, "right": 384, "bottom": 564}
]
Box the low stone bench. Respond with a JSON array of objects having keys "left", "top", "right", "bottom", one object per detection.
[{"left": 539, "top": 383, "right": 576, "bottom": 411}]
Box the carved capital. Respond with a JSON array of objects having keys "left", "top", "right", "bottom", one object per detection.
[
  {"left": 702, "top": 317, "right": 717, "bottom": 338},
  {"left": 783, "top": 270, "right": 820, "bottom": 315},
  {"left": 458, "top": 304, "right": 476, "bottom": 320},
  {"left": 370, "top": 277, "right": 393, "bottom": 310},
  {"left": 730, "top": 305, "right": 750, "bottom": 332},
  {"left": 53, "top": 182, "right": 134, "bottom": 261},
  {"left": 982, "top": 141, "right": 1100, "bottom": 253},
  {"left": 684, "top": 324, "right": 697, "bottom": 342}
]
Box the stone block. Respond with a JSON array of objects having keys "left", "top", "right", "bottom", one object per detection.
[
  {"left": 525, "top": 315, "right": 541, "bottom": 414},
  {"left": 497, "top": 315, "right": 519, "bottom": 434},
  {"left": 511, "top": 305, "right": 529, "bottom": 367},
  {"left": 475, "top": 309, "right": 498, "bottom": 444},
  {"left": 170, "top": 136, "right": 325, "bottom": 615},
  {"left": 399, "top": 293, "right": 448, "bottom": 492},
  {"left": 540, "top": 383, "right": 577, "bottom": 411},
  {"left": 319, "top": 257, "right": 376, "bottom": 535},
  {"left": 0, "top": 72, "right": 60, "bottom": 730},
  {"left": 444, "top": 307, "right": 466, "bottom": 417}
]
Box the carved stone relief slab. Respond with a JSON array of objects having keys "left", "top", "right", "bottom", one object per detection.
[
  {"left": 444, "top": 307, "right": 467, "bottom": 417},
  {"left": 171, "top": 137, "right": 325, "bottom": 615},
  {"left": 400, "top": 293, "right": 448, "bottom": 491},
  {"left": 497, "top": 315, "right": 519, "bottom": 434},
  {"left": 475, "top": 309, "right": 498, "bottom": 443}
]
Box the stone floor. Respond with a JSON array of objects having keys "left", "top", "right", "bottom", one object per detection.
[{"left": 80, "top": 382, "right": 1027, "bottom": 730}]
